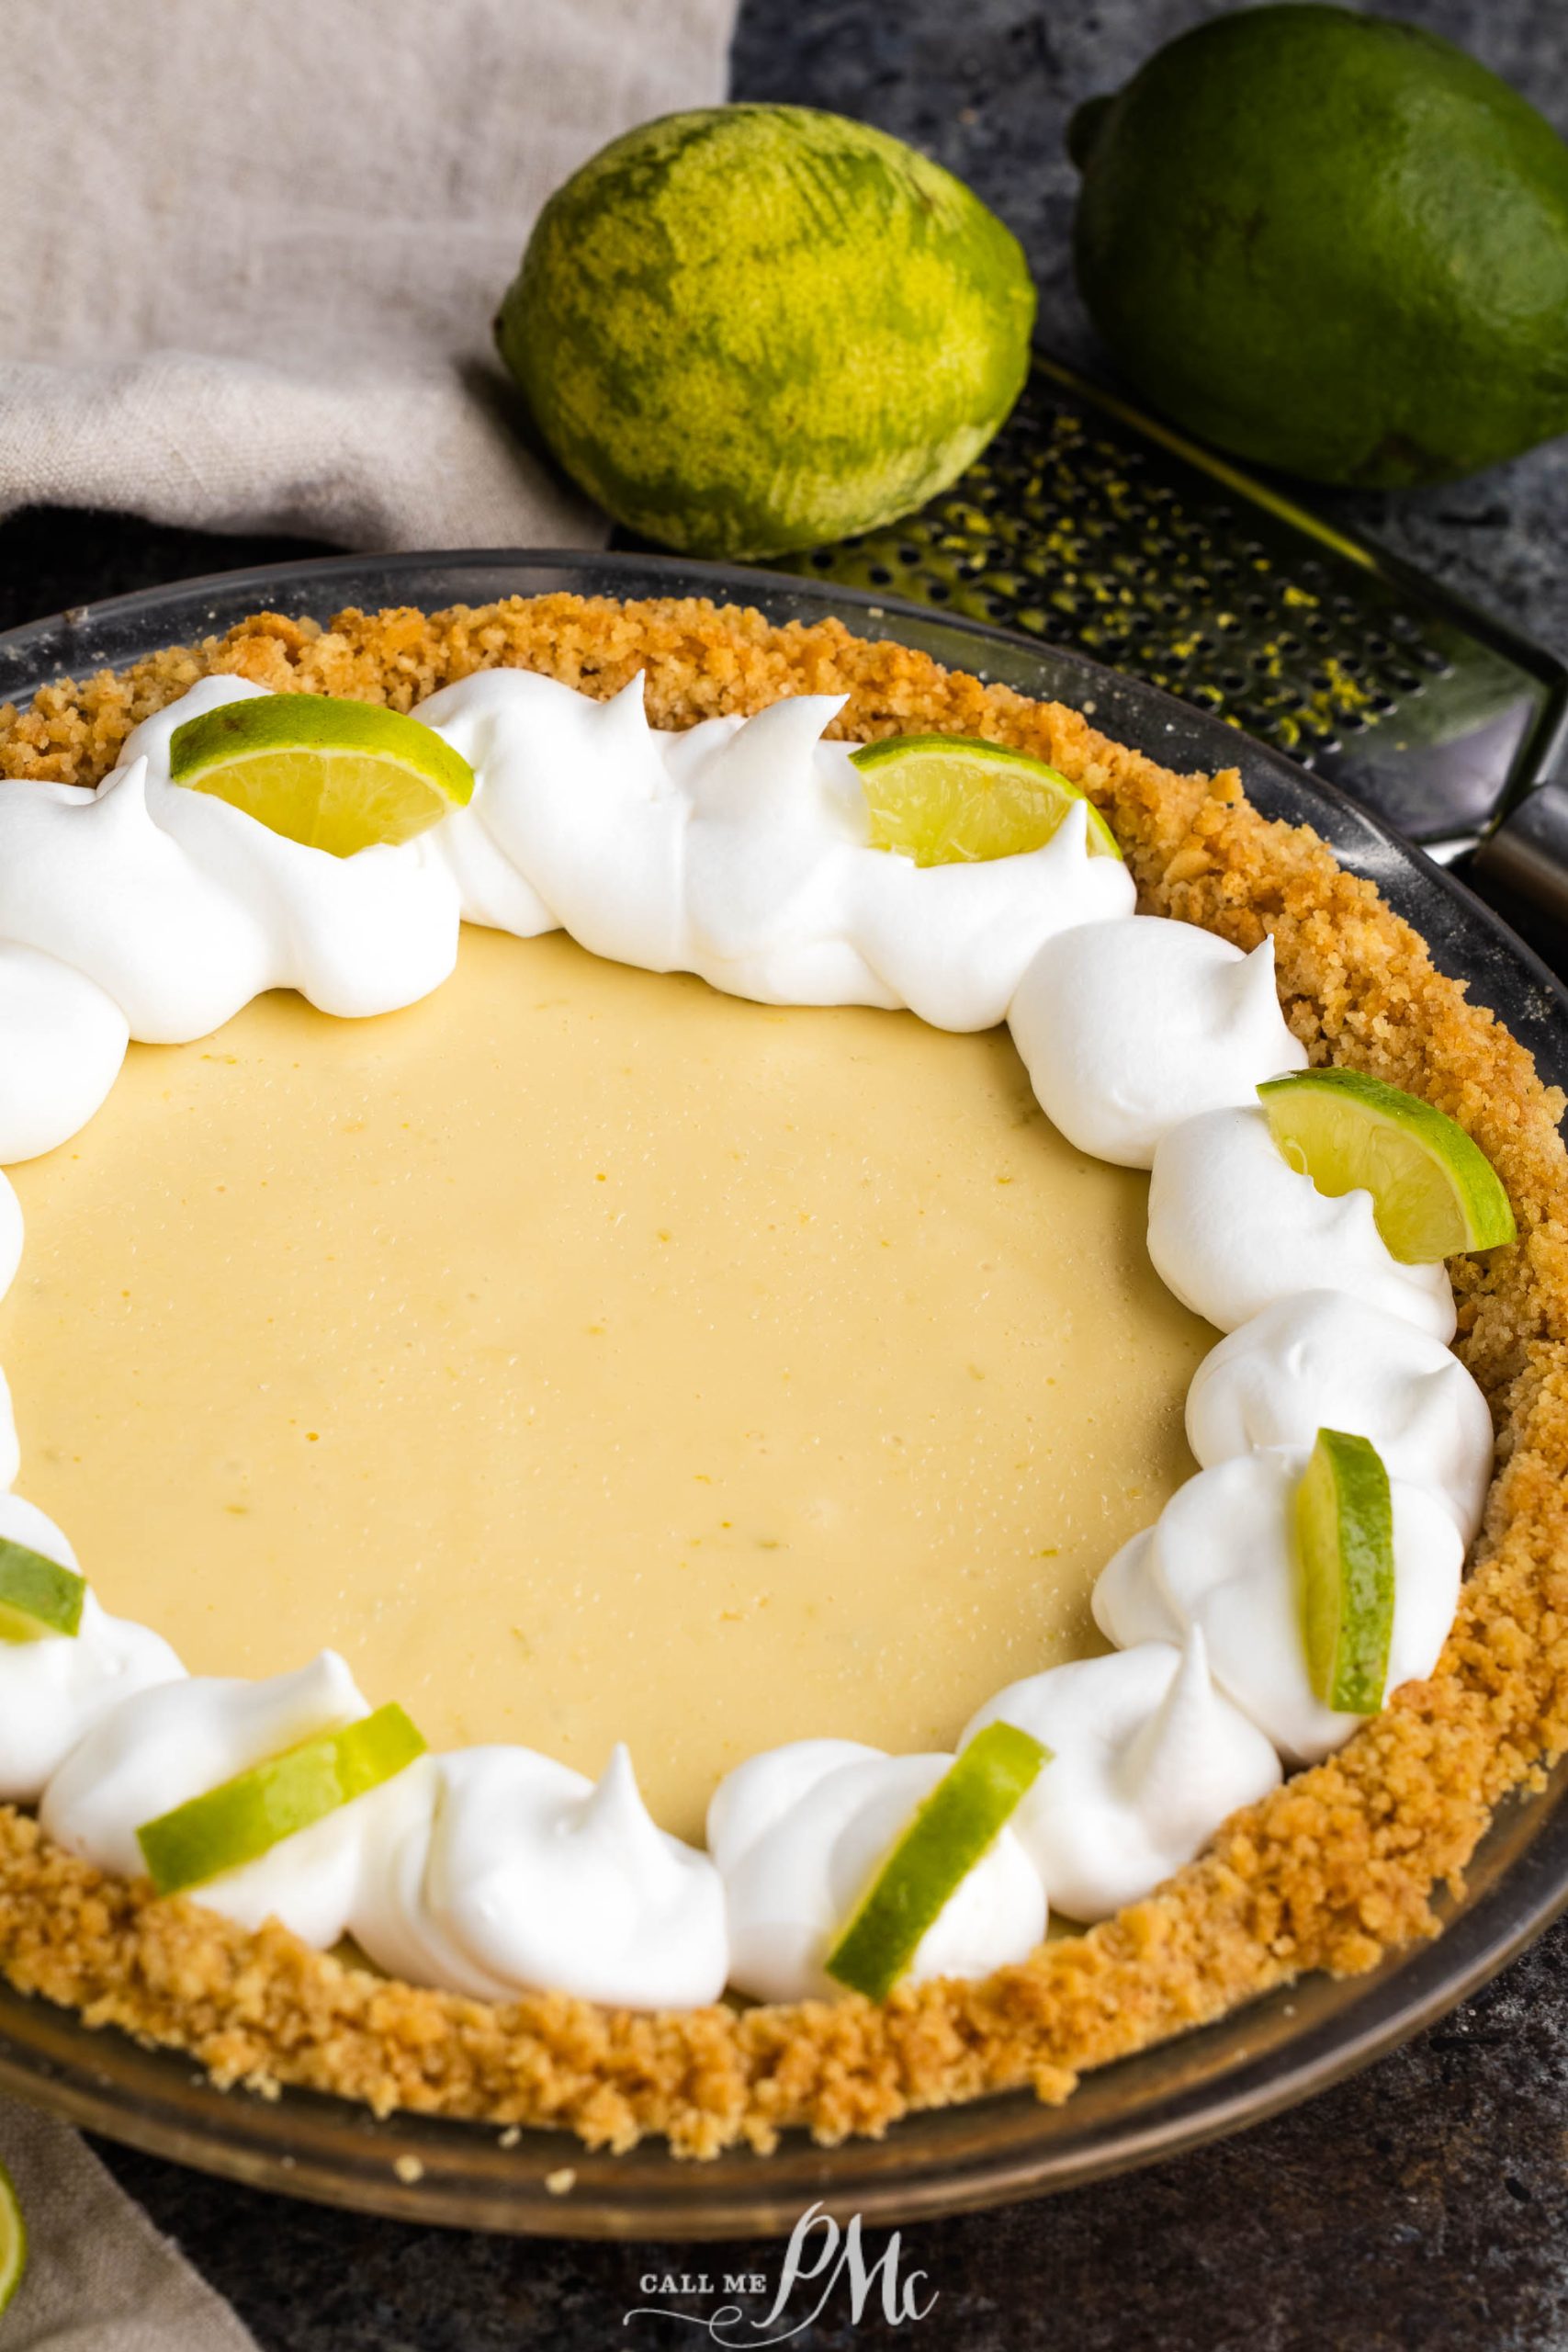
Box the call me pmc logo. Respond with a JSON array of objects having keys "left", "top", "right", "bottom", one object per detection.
[{"left": 626, "top": 2202, "right": 937, "bottom": 2344}]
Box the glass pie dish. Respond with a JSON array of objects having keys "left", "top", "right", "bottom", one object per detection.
[{"left": 0, "top": 548, "right": 1563, "bottom": 2238}]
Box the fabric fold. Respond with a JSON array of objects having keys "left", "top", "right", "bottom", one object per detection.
[
  {"left": 0, "top": 0, "right": 739, "bottom": 548},
  {"left": 0, "top": 2096, "right": 261, "bottom": 2351}
]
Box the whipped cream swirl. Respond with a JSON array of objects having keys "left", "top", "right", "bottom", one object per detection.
[
  {"left": 0, "top": 944, "right": 130, "bottom": 1166},
  {"left": 1147, "top": 1104, "right": 1457, "bottom": 1339},
  {"left": 352, "top": 1741, "right": 728, "bottom": 2009},
  {"left": 961, "top": 1633, "right": 1281, "bottom": 1920},
  {"left": 423, "top": 669, "right": 1135, "bottom": 1023},
  {"left": 707, "top": 1740, "right": 1045, "bottom": 2002},
  {"left": 0, "top": 1493, "right": 184, "bottom": 1803},
  {"left": 39, "top": 1650, "right": 410, "bottom": 1946},
  {"left": 1186, "top": 1290, "right": 1493, "bottom": 1540},
  {"left": 0, "top": 680, "right": 462, "bottom": 1059},
  {"left": 1093, "top": 1451, "right": 1465, "bottom": 1763},
  {"left": 1009, "top": 919, "right": 1306, "bottom": 1167}
]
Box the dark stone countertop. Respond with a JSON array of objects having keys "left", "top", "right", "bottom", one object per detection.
[{"left": 3, "top": 3, "right": 1567, "bottom": 2345}]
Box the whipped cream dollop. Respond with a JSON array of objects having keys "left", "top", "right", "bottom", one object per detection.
[
  {"left": 352, "top": 1740, "right": 727, "bottom": 2009},
  {"left": 1008, "top": 919, "right": 1306, "bottom": 1167},
  {"left": 420, "top": 670, "right": 1135, "bottom": 1025},
  {"left": 0, "top": 944, "right": 130, "bottom": 1165},
  {"left": 707, "top": 1739, "right": 1045, "bottom": 2002},
  {"left": 962, "top": 1633, "right": 1280, "bottom": 1920},
  {"left": 0, "top": 1493, "right": 184, "bottom": 1803},
  {"left": 39, "top": 1650, "right": 411, "bottom": 1946},
  {"left": 1093, "top": 1451, "right": 1465, "bottom": 1764},
  {"left": 0, "top": 680, "right": 463, "bottom": 1055},
  {"left": 1147, "top": 1104, "right": 1458, "bottom": 1340},
  {"left": 1187, "top": 1290, "right": 1494, "bottom": 1541}
]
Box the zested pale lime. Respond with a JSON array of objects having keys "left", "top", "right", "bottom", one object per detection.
[
  {"left": 136, "top": 1702, "right": 427, "bottom": 1896},
  {"left": 0, "top": 1534, "right": 85, "bottom": 1645},
  {"left": 496, "top": 107, "right": 1036, "bottom": 560},
  {"left": 0, "top": 2158, "right": 25, "bottom": 2319},
  {"left": 169, "top": 695, "right": 474, "bottom": 859},
  {"left": 851, "top": 733, "right": 1122, "bottom": 867},
  {"left": 1258, "top": 1067, "right": 1516, "bottom": 1262},
  {"left": 826, "top": 1723, "right": 1049, "bottom": 2000},
  {"left": 1295, "top": 1428, "right": 1396, "bottom": 1715}
]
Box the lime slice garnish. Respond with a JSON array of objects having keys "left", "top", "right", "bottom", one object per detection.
[
  {"left": 825, "top": 1723, "right": 1049, "bottom": 2000},
  {"left": 168, "top": 695, "right": 474, "bottom": 858},
  {"left": 136, "top": 1702, "right": 427, "bottom": 1895},
  {"left": 1295, "top": 1428, "right": 1396, "bottom": 1715},
  {"left": 850, "top": 733, "right": 1122, "bottom": 866},
  {"left": 1258, "top": 1067, "right": 1516, "bottom": 1262},
  {"left": 0, "top": 2158, "right": 25, "bottom": 2319},
  {"left": 0, "top": 1534, "right": 85, "bottom": 1645}
]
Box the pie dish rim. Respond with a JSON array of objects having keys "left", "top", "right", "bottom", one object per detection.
[{"left": 0, "top": 546, "right": 1563, "bottom": 2234}]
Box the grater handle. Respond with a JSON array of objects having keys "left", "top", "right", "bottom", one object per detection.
[{"left": 1472, "top": 783, "right": 1568, "bottom": 933}]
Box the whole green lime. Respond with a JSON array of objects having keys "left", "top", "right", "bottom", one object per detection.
[
  {"left": 496, "top": 106, "right": 1035, "bottom": 559},
  {"left": 1070, "top": 6, "right": 1568, "bottom": 486}
]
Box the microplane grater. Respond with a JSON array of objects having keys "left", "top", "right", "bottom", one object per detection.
[{"left": 773, "top": 352, "right": 1568, "bottom": 857}]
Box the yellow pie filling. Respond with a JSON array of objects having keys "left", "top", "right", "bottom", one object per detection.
[{"left": 1, "top": 922, "right": 1208, "bottom": 1842}]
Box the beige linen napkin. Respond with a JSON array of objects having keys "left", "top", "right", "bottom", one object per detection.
[
  {"left": 0, "top": 2096, "right": 260, "bottom": 2349},
  {"left": 0, "top": 0, "right": 738, "bottom": 548}
]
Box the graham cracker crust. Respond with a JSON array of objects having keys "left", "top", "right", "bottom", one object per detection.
[{"left": 0, "top": 591, "right": 1563, "bottom": 2158}]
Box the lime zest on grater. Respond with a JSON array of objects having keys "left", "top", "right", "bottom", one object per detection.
[{"left": 776, "top": 352, "right": 1568, "bottom": 856}]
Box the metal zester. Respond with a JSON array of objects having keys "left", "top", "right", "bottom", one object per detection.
[{"left": 769, "top": 351, "right": 1568, "bottom": 898}]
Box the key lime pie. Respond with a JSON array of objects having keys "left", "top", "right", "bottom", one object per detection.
[{"left": 0, "top": 592, "right": 1563, "bottom": 2159}]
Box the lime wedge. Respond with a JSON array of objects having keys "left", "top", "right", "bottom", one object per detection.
[
  {"left": 0, "top": 2158, "right": 25, "bottom": 2319},
  {"left": 1258, "top": 1067, "right": 1516, "bottom": 1262},
  {"left": 1295, "top": 1428, "right": 1396, "bottom": 1715},
  {"left": 136, "top": 1702, "right": 426, "bottom": 1896},
  {"left": 850, "top": 733, "right": 1122, "bottom": 866},
  {"left": 826, "top": 1724, "right": 1048, "bottom": 2000},
  {"left": 0, "top": 1535, "right": 85, "bottom": 1645},
  {"left": 168, "top": 695, "right": 474, "bottom": 858}
]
